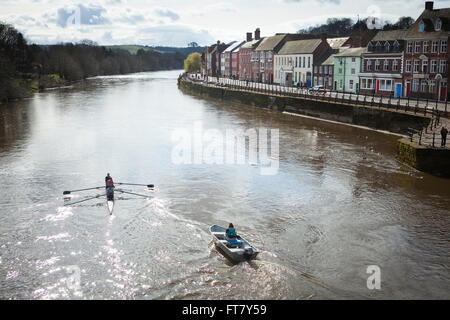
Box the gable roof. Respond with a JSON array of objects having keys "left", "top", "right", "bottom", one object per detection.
[
  {"left": 277, "top": 39, "right": 322, "bottom": 55},
  {"left": 405, "top": 7, "right": 450, "bottom": 39},
  {"left": 240, "top": 38, "right": 264, "bottom": 49},
  {"left": 326, "top": 37, "right": 349, "bottom": 49},
  {"left": 255, "top": 35, "right": 286, "bottom": 51},
  {"left": 334, "top": 47, "right": 367, "bottom": 57},
  {"left": 371, "top": 29, "right": 408, "bottom": 42},
  {"left": 223, "top": 40, "right": 246, "bottom": 53}
]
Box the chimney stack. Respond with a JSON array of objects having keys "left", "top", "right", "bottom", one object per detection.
[
  {"left": 246, "top": 32, "right": 252, "bottom": 42},
  {"left": 255, "top": 28, "right": 260, "bottom": 41},
  {"left": 321, "top": 28, "right": 327, "bottom": 43},
  {"left": 360, "top": 23, "right": 368, "bottom": 47},
  {"left": 425, "top": 1, "right": 434, "bottom": 10}
]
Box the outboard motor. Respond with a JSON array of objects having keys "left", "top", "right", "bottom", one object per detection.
[{"left": 243, "top": 247, "right": 254, "bottom": 259}]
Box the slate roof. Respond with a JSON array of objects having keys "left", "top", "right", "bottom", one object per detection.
[
  {"left": 334, "top": 47, "right": 367, "bottom": 57},
  {"left": 277, "top": 39, "right": 322, "bottom": 55},
  {"left": 405, "top": 7, "right": 450, "bottom": 39},
  {"left": 326, "top": 37, "right": 349, "bottom": 49},
  {"left": 255, "top": 35, "right": 286, "bottom": 51},
  {"left": 371, "top": 29, "right": 408, "bottom": 42},
  {"left": 223, "top": 41, "right": 245, "bottom": 53}
]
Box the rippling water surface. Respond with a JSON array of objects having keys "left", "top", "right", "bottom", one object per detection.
[{"left": 0, "top": 70, "right": 449, "bottom": 299}]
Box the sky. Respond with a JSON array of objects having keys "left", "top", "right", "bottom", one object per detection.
[{"left": 1, "top": 0, "right": 450, "bottom": 47}]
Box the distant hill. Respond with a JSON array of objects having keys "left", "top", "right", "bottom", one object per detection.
[{"left": 106, "top": 45, "right": 204, "bottom": 55}]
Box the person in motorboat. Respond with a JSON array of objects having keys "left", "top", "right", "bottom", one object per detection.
[{"left": 225, "top": 223, "right": 242, "bottom": 247}]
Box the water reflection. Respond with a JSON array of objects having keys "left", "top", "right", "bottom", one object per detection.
[{"left": 0, "top": 70, "right": 448, "bottom": 299}]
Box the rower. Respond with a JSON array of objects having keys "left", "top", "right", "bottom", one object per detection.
[{"left": 105, "top": 173, "right": 114, "bottom": 188}]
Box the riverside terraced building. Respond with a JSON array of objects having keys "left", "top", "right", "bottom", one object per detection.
[{"left": 203, "top": 1, "right": 450, "bottom": 101}]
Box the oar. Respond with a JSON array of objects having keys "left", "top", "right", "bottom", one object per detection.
[
  {"left": 64, "top": 194, "right": 104, "bottom": 206},
  {"left": 63, "top": 186, "right": 104, "bottom": 195},
  {"left": 115, "top": 189, "right": 153, "bottom": 199},
  {"left": 115, "top": 183, "right": 154, "bottom": 188}
]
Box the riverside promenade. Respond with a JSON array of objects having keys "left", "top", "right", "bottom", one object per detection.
[
  {"left": 179, "top": 73, "right": 450, "bottom": 177},
  {"left": 186, "top": 74, "right": 449, "bottom": 118}
]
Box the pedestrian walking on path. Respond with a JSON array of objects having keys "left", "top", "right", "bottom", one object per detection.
[{"left": 441, "top": 127, "right": 448, "bottom": 147}]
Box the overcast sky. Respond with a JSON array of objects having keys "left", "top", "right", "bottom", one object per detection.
[{"left": 1, "top": 0, "right": 450, "bottom": 46}]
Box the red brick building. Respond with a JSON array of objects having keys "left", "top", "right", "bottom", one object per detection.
[
  {"left": 239, "top": 31, "right": 263, "bottom": 81},
  {"left": 313, "top": 37, "right": 349, "bottom": 90},
  {"left": 403, "top": 1, "right": 450, "bottom": 100},
  {"left": 358, "top": 30, "right": 407, "bottom": 97}
]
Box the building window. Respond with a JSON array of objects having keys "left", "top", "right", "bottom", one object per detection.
[
  {"left": 351, "top": 68, "right": 355, "bottom": 74},
  {"left": 308, "top": 57, "right": 311, "bottom": 68},
  {"left": 383, "top": 60, "right": 389, "bottom": 71},
  {"left": 439, "top": 60, "right": 446, "bottom": 74},
  {"left": 379, "top": 79, "right": 392, "bottom": 91},
  {"left": 349, "top": 80, "right": 354, "bottom": 89},
  {"left": 319, "top": 77, "right": 323, "bottom": 85},
  {"left": 338, "top": 67, "right": 343, "bottom": 74},
  {"left": 419, "top": 20, "right": 425, "bottom": 32},
  {"left": 412, "top": 79, "right": 419, "bottom": 92},
  {"left": 319, "top": 66, "right": 323, "bottom": 74},
  {"left": 431, "top": 60, "right": 437, "bottom": 73},
  {"left": 303, "top": 57, "right": 305, "bottom": 68},
  {"left": 339, "top": 79, "right": 343, "bottom": 89},
  {"left": 415, "top": 41, "right": 420, "bottom": 53},
  {"left": 421, "top": 80, "right": 428, "bottom": 92},
  {"left": 328, "top": 77, "right": 332, "bottom": 87},
  {"left": 407, "top": 42, "right": 413, "bottom": 53},
  {"left": 329, "top": 67, "right": 333, "bottom": 75},
  {"left": 406, "top": 60, "right": 412, "bottom": 73},
  {"left": 314, "top": 76, "right": 318, "bottom": 85},
  {"left": 352, "top": 57, "right": 356, "bottom": 62},
  {"left": 436, "top": 19, "right": 442, "bottom": 31},
  {"left": 423, "top": 41, "right": 429, "bottom": 53},
  {"left": 414, "top": 60, "right": 420, "bottom": 73},
  {"left": 432, "top": 40, "right": 438, "bottom": 53},
  {"left": 361, "top": 78, "right": 374, "bottom": 89},
  {"left": 393, "top": 60, "right": 398, "bottom": 72},
  {"left": 429, "top": 80, "right": 436, "bottom": 93},
  {"left": 441, "top": 40, "right": 447, "bottom": 53},
  {"left": 385, "top": 42, "right": 390, "bottom": 52},
  {"left": 367, "top": 60, "right": 372, "bottom": 71},
  {"left": 422, "top": 60, "right": 428, "bottom": 73},
  {"left": 314, "top": 65, "right": 318, "bottom": 73},
  {"left": 375, "top": 60, "right": 380, "bottom": 71}
]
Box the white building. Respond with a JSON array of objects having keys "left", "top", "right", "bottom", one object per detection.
[{"left": 274, "top": 38, "right": 329, "bottom": 87}]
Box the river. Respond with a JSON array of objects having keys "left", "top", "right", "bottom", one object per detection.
[{"left": 0, "top": 70, "right": 448, "bottom": 299}]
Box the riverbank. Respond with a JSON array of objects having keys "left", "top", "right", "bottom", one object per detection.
[
  {"left": 178, "top": 77, "right": 430, "bottom": 134},
  {"left": 178, "top": 76, "right": 450, "bottom": 178}
]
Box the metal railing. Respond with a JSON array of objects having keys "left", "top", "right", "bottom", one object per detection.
[{"left": 180, "top": 73, "right": 450, "bottom": 119}]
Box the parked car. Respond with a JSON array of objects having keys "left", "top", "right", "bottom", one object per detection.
[{"left": 308, "top": 85, "right": 324, "bottom": 92}]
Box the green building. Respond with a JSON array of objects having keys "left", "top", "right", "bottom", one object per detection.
[{"left": 333, "top": 47, "right": 367, "bottom": 93}]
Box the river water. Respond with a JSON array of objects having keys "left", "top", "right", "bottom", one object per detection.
[{"left": 0, "top": 70, "right": 448, "bottom": 300}]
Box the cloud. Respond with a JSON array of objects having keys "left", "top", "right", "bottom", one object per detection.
[
  {"left": 284, "top": 0, "right": 340, "bottom": 3},
  {"left": 154, "top": 8, "right": 180, "bottom": 21},
  {"left": 56, "top": 4, "right": 109, "bottom": 28},
  {"left": 137, "top": 25, "right": 214, "bottom": 46}
]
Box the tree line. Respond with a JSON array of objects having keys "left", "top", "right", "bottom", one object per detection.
[
  {"left": 298, "top": 16, "right": 415, "bottom": 36},
  {"left": 0, "top": 22, "right": 186, "bottom": 103}
]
